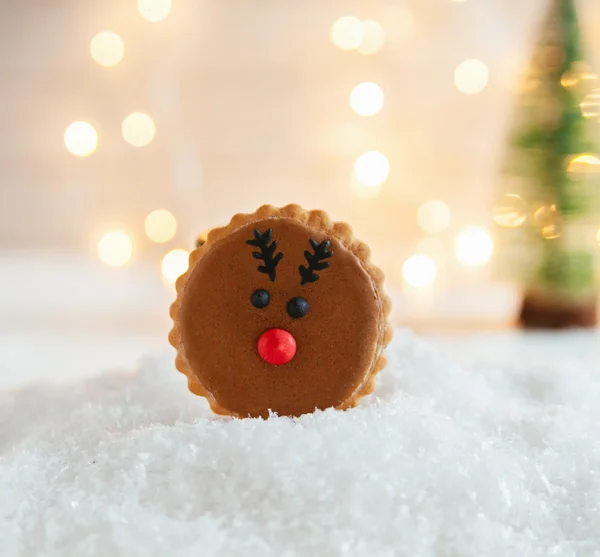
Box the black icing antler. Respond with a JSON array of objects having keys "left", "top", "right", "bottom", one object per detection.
[
  {"left": 246, "top": 228, "right": 284, "bottom": 282},
  {"left": 299, "top": 239, "right": 333, "bottom": 285}
]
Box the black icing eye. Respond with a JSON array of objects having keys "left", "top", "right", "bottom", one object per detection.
[
  {"left": 287, "top": 297, "right": 309, "bottom": 319},
  {"left": 251, "top": 289, "right": 270, "bottom": 309}
]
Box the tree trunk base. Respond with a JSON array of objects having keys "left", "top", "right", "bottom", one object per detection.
[{"left": 519, "top": 292, "right": 597, "bottom": 329}]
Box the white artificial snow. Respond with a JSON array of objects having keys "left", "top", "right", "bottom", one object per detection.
[{"left": 2, "top": 330, "right": 600, "bottom": 556}]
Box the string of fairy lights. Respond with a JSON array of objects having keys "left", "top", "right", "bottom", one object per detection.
[
  {"left": 63, "top": 1, "right": 600, "bottom": 292},
  {"left": 330, "top": 10, "right": 495, "bottom": 289},
  {"left": 63, "top": 0, "right": 190, "bottom": 284}
]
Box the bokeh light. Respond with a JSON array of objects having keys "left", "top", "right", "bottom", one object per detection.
[
  {"left": 561, "top": 72, "right": 579, "bottom": 89},
  {"left": 350, "top": 82, "right": 384, "bottom": 116},
  {"left": 90, "top": 31, "right": 124, "bottom": 67},
  {"left": 580, "top": 71, "right": 599, "bottom": 84},
  {"left": 121, "top": 112, "right": 156, "bottom": 147},
  {"left": 402, "top": 255, "right": 437, "bottom": 288},
  {"left": 455, "top": 226, "right": 493, "bottom": 266},
  {"left": 64, "top": 121, "right": 98, "bottom": 157},
  {"left": 492, "top": 193, "right": 527, "bottom": 228},
  {"left": 138, "top": 0, "right": 171, "bottom": 22},
  {"left": 162, "top": 249, "right": 190, "bottom": 284},
  {"left": 534, "top": 204, "right": 561, "bottom": 239},
  {"left": 454, "top": 59, "right": 489, "bottom": 95},
  {"left": 567, "top": 154, "right": 600, "bottom": 173},
  {"left": 580, "top": 89, "right": 600, "bottom": 118},
  {"left": 331, "top": 16, "right": 364, "bottom": 51},
  {"left": 561, "top": 62, "right": 598, "bottom": 90},
  {"left": 145, "top": 209, "right": 177, "bottom": 243},
  {"left": 540, "top": 225, "right": 560, "bottom": 240},
  {"left": 357, "top": 20, "right": 385, "bottom": 55},
  {"left": 417, "top": 200, "right": 451, "bottom": 234},
  {"left": 354, "top": 151, "right": 390, "bottom": 186},
  {"left": 571, "top": 154, "right": 600, "bottom": 165},
  {"left": 97, "top": 231, "right": 133, "bottom": 267}
]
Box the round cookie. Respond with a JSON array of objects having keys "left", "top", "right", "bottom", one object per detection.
[{"left": 169, "top": 204, "right": 392, "bottom": 418}]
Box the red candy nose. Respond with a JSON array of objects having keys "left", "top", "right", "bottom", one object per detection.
[{"left": 257, "top": 328, "right": 297, "bottom": 365}]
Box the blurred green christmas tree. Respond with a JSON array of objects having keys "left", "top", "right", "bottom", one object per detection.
[{"left": 497, "top": 0, "right": 600, "bottom": 327}]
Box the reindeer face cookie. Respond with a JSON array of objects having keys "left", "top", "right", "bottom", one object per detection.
[{"left": 169, "top": 204, "right": 392, "bottom": 418}]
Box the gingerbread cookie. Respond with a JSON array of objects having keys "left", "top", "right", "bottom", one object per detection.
[{"left": 169, "top": 204, "right": 392, "bottom": 418}]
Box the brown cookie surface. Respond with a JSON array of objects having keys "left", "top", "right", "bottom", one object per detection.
[{"left": 169, "top": 205, "right": 392, "bottom": 418}]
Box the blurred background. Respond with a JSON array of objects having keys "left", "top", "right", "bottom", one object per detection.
[{"left": 2, "top": 0, "right": 600, "bottom": 385}]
